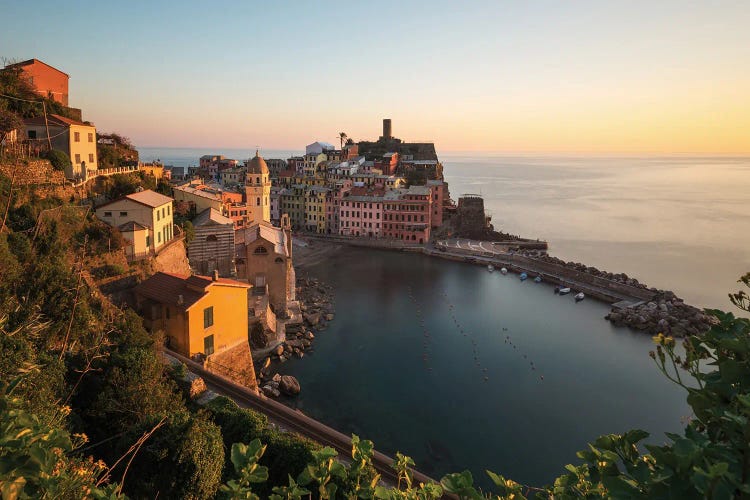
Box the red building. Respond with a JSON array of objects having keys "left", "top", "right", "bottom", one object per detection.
[
  {"left": 4, "top": 59, "right": 69, "bottom": 105},
  {"left": 383, "top": 186, "right": 432, "bottom": 243}
]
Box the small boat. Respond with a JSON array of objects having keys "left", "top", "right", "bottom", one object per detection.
[
  {"left": 559, "top": 287, "right": 571, "bottom": 295},
  {"left": 534, "top": 276, "right": 542, "bottom": 283},
  {"left": 554, "top": 285, "right": 560, "bottom": 294},
  {"left": 487, "top": 264, "right": 495, "bottom": 272},
  {"left": 519, "top": 272, "right": 528, "bottom": 281},
  {"left": 575, "top": 292, "right": 585, "bottom": 302},
  {"left": 500, "top": 267, "right": 508, "bottom": 275}
]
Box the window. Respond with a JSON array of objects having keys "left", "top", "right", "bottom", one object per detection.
[
  {"left": 28, "top": 130, "right": 37, "bottom": 139},
  {"left": 119, "top": 211, "right": 127, "bottom": 216},
  {"left": 167, "top": 205, "right": 171, "bottom": 215},
  {"left": 88, "top": 133, "right": 94, "bottom": 143},
  {"left": 204, "top": 334, "right": 214, "bottom": 355},
  {"left": 166, "top": 307, "right": 170, "bottom": 319},
  {"left": 253, "top": 246, "right": 268, "bottom": 255},
  {"left": 157, "top": 211, "right": 160, "bottom": 221},
  {"left": 158, "top": 232, "right": 161, "bottom": 243},
  {"left": 203, "top": 307, "right": 214, "bottom": 328},
  {"left": 206, "top": 235, "right": 218, "bottom": 242},
  {"left": 74, "top": 132, "right": 80, "bottom": 142},
  {"left": 75, "top": 154, "right": 81, "bottom": 164},
  {"left": 89, "top": 153, "right": 94, "bottom": 163}
]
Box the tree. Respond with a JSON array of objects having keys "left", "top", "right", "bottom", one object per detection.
[
  {"left": 0, "top": 109, "right": 22, "bottom": 145},
  {"left": 339, "top": 132, "right": 348, "bottom": 149}
]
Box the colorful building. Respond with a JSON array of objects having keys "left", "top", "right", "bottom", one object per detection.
[
  {"left": 245, "top": 150, "right": 271, "bottom": 224},
  {"left": 95, "top": 190, "right": 175, "bottom": 258},
  {"left": 4, "top": 59, "right": 69, "bottom": 105},
  {"left": 23, "top": 114, "right": 97, "bottom": 180},
  {"left": 383, "top": 186, "right": 432, "bottom": 243},
  {"left": 304, "top": 186, "right": 329, "bottom": 233},
  {"left": 188, "top": 208, "right": 236, "bottom": 276},
  {"left": 135, "top": 271, "right": 256, "bottom": 388}
]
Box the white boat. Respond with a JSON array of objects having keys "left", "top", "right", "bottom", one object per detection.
[
  {"left": 534, "top": 276, "right": 542, "bottom": 283},
  {"left": 575, "top": 292, "right": 585, "bottom": 302},
  {"left": 487, "top": 264, "right": 495, "bottom": 272},
  {"left": 559, "top": 287, "right": 571, "bottom": 295},
  {"left": 500, "top": 267, "right": 508, "bottom": 275}
]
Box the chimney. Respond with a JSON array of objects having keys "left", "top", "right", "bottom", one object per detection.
[
  {"left": 213, "top": 270, "right": 219, "bottom": 281},
  {"left": 177, "top": 294, "right": 184, "bottom": 305}
]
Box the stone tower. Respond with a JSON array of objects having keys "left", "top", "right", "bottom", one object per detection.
[{"left": 245, "top": 149, "right": 271, "bottom": 224}]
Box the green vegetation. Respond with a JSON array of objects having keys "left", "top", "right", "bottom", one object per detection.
[
  {"left": 1, "top": 170, "right": 750, "bottom": 498},
  {"left": 43, "top": 149, "right": 72, "bottom": 171}
]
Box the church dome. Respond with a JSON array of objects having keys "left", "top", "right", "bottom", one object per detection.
[{"left": 247, "top": 149, "right": 269, "bottom": 174}]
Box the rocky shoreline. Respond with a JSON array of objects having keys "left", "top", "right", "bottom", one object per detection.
[
  {"left": 258, "top": 274, "right": 335, "bottom": 398},
  {"left": 514, "top": 249, "right": 716, "bottom": 336}
]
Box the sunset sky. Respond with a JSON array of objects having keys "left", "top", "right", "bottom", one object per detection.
[{"left": 2, "top": 0, "right": 749, "bottom": 153}]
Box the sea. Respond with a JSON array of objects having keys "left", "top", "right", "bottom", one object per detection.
[{"left": 140, "top": 147, "right": 750, "bottom": 487}]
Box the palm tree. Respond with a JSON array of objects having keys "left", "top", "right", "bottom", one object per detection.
[{"left": 338, "top": 132, "right": 348, "bottom": 149}]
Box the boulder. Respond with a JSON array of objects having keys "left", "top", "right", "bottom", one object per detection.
[
  {"left": 325, "top": 313, "right": 334, "bottom": 321},
  {"left": 274, "top": 344, "right": 284, "bottom": 356},
  {"left": 280, "top": 375, "right": 301, "bottom": 396},
  {"left": 262, "top": 385, "right": 281, "bottom": 398},
  {"left": 188, "top": 376, "right": 207, "bottom": 400}
]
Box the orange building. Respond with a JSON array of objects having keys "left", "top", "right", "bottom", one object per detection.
[{"left": 5, "top": 59, "right": 69, "bottom": 106}]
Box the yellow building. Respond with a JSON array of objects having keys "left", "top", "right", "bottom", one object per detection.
[
  {"left": 136, "top": 271, "right": 251, "bottom": 357},
  {"left": 140, "top": 163, "right": 165, "bottom": 180},
  {"left": 173, "top": 183, "right": 225, "bottom": 214},
  {"left": 23, "top": 114, "right": 97, "bottom": 180},
  {"left": 244, "top": 150, "right": 271, "bottom": 223},
  {"left": 95, "top": 189, "right": 175, "bottom": 257},
  {"left": 304, "top": 186, "right": 328, "bottom": 233}
]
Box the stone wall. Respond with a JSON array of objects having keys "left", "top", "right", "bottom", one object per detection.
[
  {"left": 0, "top": 159, "right": 66, "bottom": 186},
  {"left": 153, "top": 238, "right": 191, "bottom": 275},
  {"left": 456, "top": 195, "right": 488, "bottom": 235},
  {"left": 205, "top": 340, "right": 258, "bottom": 391}
]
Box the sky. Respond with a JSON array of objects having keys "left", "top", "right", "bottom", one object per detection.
[{"left": 2, "top": 0, "right": 749, "bottom": 153}]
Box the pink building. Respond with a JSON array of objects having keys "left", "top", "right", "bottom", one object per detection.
[
  {"left": 325, "top": 180, "right": 351, "bottom": 234},
  {"left": 383, "top": 186, "right": 432, "bottom": 243},
  {"left": 426, "top": 179, "right": 445, "bottom": 228},
  {"left": 375, "top": 152, "right": 399, "bottom": 175},
  {"left": 339, "top": 195, "right": 384, "bottom": 238}
]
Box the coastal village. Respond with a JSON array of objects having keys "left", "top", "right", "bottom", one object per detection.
[{"left": 0, "top": 58, "right": 716, "bottom": 400}]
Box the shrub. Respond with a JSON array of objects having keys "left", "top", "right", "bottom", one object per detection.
[{"left": 44, "top": 149, "right": 72, "bottom": 172}]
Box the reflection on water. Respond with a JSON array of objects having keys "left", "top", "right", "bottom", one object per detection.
[{"left": 278, "top": 248, "right": 689, "bottom": 487}]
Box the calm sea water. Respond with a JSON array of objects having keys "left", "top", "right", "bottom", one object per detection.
[
  {"left": 279, "top": 247, "right": 689, "bottom": 487},
  {"left": 141, "top": 148, "right": 748, "bottom": 485}
]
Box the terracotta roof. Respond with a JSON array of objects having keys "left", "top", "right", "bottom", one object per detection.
[
  {"left": 247, "top": 150, "right": 269, "bottom": 174},
  {"left": 135, "top": 272, "right": 249, "bottom": 311}
]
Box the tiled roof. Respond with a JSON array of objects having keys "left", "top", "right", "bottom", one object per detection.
[
  {"left": 193, "top": 208, "right": 233, "bottom": 227},
  {"left": 135, "top": 272, "right": 249, "bottom": 311},
  {"left": 24, "top": 113, "right": 91, "bottom": 128},
  {"left": 125, "top": 190, "right": 174, "bottom": 208},
  {"left": 236, "top": 222, "right": 288, "bottom": 257},
  {"left": 96, "top": 189, "right": 173, "bottom": 210},
  {"left": 118, "top": 221, "right": 148, "bottom": 232}
]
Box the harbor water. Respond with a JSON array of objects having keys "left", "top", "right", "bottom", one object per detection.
[{"left": 278, "top": 247, "right": 689, "bottom": 487}]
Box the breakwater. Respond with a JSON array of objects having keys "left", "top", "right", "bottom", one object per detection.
[{"left": 297, "top": 234, "right": 714, "bottom": 337}]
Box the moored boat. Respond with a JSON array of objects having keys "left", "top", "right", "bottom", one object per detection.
[
  {"left": 559, "top": 287, "right": 571, "bottom": 295},
  {"left": 575, "top": 292, "right": 585, "bottom": 302},
  {"left": 488, "top": 264, "right": 495, "bottom": 272},
  {"left": 534, "top": 276, "right": 542, "bottom": 283},
  {"left": 554, "top": 285, "right": 560, "bottom": 294},
  {"left": 519, "top": 272, "right": 528, "bottom": 281},
  {"left": 500, "top": 267, "right": 508, "bottom": 275}
]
